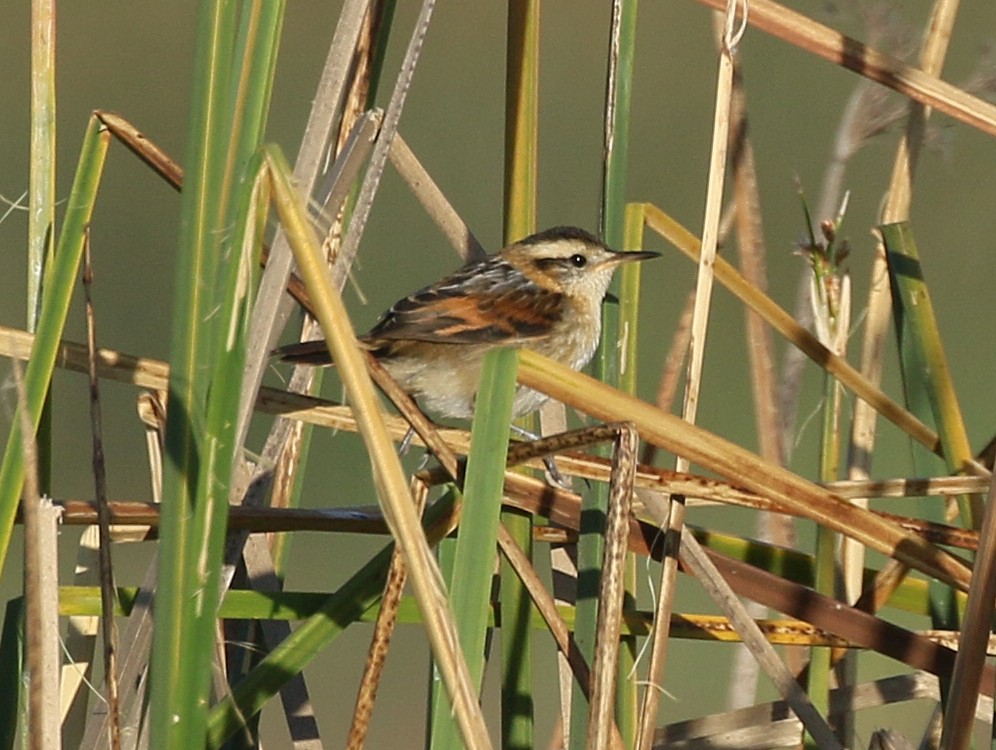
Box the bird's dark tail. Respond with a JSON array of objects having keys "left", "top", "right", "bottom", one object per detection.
[{"left": 272, "top": 340, "right": 334, "bottom": 365}]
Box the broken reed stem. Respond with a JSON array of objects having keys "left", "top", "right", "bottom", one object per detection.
[
  {"left": 13, "top": 361, "right": 61, "bottom": 750},
  {"left": 389, "top": 134, "right": 486, "bottom": 263}
]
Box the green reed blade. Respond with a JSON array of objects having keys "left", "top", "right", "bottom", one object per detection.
[
  {"left": 882, "top": 222, "right": 957, "bottom": 646},
  {"left": 502, "top": 1, "right": 540, "bottom": 746},
  {"left": 429, "top": 348, "right": 517, "bottom": 749},
  {"left": 427, "top": 535, "right": 459, "bottom": 747},
  {"left": 148, "top": 1, "right": 284, "bottom": 745},
  {"left": 881, "top": 222, "right": 981, "bottom": 524},
  {"left": 0, "top": 116, "right": 110, "bottom": 578},
  {"left": 882, "top": 220, "right": 980, "bottom": 715}
]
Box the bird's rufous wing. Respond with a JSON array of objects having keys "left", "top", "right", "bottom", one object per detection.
[
  {"left": 275, "top": 258, "right": 564, "bottom": 365},
  {"left": 366, "top": 262, "right": 563, "bottom": 345}
]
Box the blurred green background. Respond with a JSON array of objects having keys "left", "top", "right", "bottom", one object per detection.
[{"left": 1, "top": 1, "right": 994, "bottom": 746}]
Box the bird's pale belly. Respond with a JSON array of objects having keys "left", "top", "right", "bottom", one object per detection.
[{"left": 379, "top": 321, "right": 600, "bottom": 420}]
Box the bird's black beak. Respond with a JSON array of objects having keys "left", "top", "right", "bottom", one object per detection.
[
  {"left": 619, "top": 249, "right": 661, "bottom": 262},
  {"left": 601, "top": 249, "right": 661, "bottom": 268}
]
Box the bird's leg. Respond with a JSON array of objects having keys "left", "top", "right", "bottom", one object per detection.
[
  {"left": 509, "top": 424, "right": 571, "bottom": 489},
  {"left": 382, "top": 426, "right": 436, "bottom": 480},
  {"left": 397, "top": 425, "right": 435, "bottom": 473},
  {"left": 508, "top": 425, "right": 536, "bottom": 441},
  {"left": 397, "top": 425, "right": 416, "bottom": 456}
]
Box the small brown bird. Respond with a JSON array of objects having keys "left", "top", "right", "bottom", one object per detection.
[{"left": 277, "top": 226, "right": 658, "bottom": 419}]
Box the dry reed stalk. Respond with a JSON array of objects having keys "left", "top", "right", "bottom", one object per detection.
[
  {"left": 389, "top": 134, "right": 486, "bottom": 263},
  {"left": 78, "top": 394, "right": 164, "bottom": 750},
  {"left": 272, "top": 142, "right": 494, "bottom": 748},
  {"left": 48, "top": 493, "right": 987, "bottom": 554},
  {"left": 585, "top": 426, "right": 637, "bottom": 750},
  {"left": 721, "top": 13, "right": 800, "bottom": 706},
  {"left": 676, "top": 527, "right": 843, "bottom": 749},
  {"left": 3, "top": 324, "right": 991, "bottom": 508},
  {"left": 517, "top": 351, "right": 975, "bottom": 591},
  {"left": 695, "top": 0, "right": 996, "bottom": 137},
  {"left": 643, "top": 205, "right": 990, "bottom": 477},
  {"left": 635, "top": 11, "right": 739, "bottom": 745},
  {"left": 497, "top": 524, "right": 625, "bottom": 750}
]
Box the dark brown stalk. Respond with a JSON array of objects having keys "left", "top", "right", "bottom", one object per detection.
[
  {"left": 586, "top": 426, "right": 637, "bottom": 750},
  {"left": 82, "top": 233, "right": 122, "bottom": 750},
  {"left": 939, "top": 471, "right": 996, "bottom": 749},
  {"left": 496, "top": 525, "right": 624, "bottom": 750},
  {"left": 346, "top": 477, "right": 429, "bottom": 750}
]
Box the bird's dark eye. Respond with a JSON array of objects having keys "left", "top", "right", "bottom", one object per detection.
[{"left": 570, "top": 254, "right": 587, "bottom": 268}]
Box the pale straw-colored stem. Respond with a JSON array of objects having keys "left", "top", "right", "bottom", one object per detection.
[{"left": 636, "top": 14, "right": 739, "bottom": 747}]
